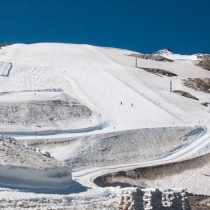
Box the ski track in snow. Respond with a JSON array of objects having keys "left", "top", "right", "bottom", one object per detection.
[
  {"left": 51, "top": 44, "right": 179, "bottom": 131},
  {"left": 72, "top": 125, "right": 210, "bottom": 189}
]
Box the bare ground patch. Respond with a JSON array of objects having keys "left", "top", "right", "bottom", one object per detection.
[
  {"left": 197, "top": 54, "right": 210, "bottom": 60},
  {"left": 128, "top": 53, "right": 174, "bottom": 62},
  {"left": 194, "top": 60, "right": 210, "bottom": 71},
  {"left": 138, "top": 67, "right": 177, "bottom": 77},
  {"left": 193, "top": 53, "right": 210, "bottom": 70},
  {"left": 201, "top": 102, "right": 209, "bottom": 107},
  {"left": 173, "top": 90, "right": 199, "bottom": 100},
  {"left": 182, "top": 78, "right": 210, "bottom": 93}
]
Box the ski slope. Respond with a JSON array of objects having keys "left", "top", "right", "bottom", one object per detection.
[
  {"left": 0, "top": 43, "right": 210, "bottom": 208},
  {"left": 1, "top": 43, "right": 209, "bottom": 133}
]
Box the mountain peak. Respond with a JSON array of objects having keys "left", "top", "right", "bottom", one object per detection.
[{"left": 153, "top": 48, "right": 173, "bottom": 55}]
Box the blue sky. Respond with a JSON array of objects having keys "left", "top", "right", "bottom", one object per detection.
[{"left": 0, "top": 0, "right": 209, "bottom": 54}]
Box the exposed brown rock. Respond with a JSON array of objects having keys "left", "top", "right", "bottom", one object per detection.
[
  {"left": 194, "top": 60, "right": 210, "bottom": 71},
  {"left": 201, "top": 102, "right": 209, "bottom": 107},
  {"left": 197, "top": 54, "right": 210, "bottom": 60},
  {"left": 139, "top": 67, "right": 177, "bottom": 77},
  {"left": 173, "top": 90, "right": 199, "bottom": 100},
  {"left": 128, "top": 53, "right": 174, "bottom": 62},
  {"left": 182, "top": 78, "right": 210, "bottom": 93}
]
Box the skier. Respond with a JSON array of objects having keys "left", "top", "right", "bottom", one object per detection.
[{"left": 120, "top": 102, "right": 122, "bottom": 105}]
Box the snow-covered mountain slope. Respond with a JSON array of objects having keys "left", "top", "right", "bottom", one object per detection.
[
  {"left": 0, "top": 43, "right": 209, "bottom": 135},
  {"left": 0, "top": 43, "right": 210, "bottom": 207}
]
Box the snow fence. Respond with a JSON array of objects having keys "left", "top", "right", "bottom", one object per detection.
[{"left": 116, "top": 187, "right": 190, "bottom": 210}]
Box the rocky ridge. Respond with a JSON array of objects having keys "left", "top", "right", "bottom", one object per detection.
[
  {"left": 173, "top": 90, "right": 199, "bottom": 101},
  {"left": 128, "top": 53, "right": 174, "bottom": 62},
  {"left": 182, "top": 78, "right": 210, "bottom": 93},
  {"left": 194, "top": 54, "right": 210, "bottom": 71}
]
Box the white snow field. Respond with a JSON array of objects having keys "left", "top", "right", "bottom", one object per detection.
[{"left": 0, "top": 43, "right": 210, "bottom": 209}]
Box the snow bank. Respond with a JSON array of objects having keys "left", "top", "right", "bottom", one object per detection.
[
  {"left": 0, "top": 62, "right": 12, "bottom": 77},
  {"left": 0, "top": 135, "right": 75, "bottom": 192},
  {"left": 0, "top": 89, "right": 104, "bottom": 134},
  {"left": 0, "top": 165, "right": 73, "bottom": 193},
  {"left": 0, "top": 188, "right": 116, "bottom": 209},
  {"left": 97, "top": 152, "right": 210, "bottom": 195},
  {"left": 61, "top": 126, "right": 201, "bottom": 168}
]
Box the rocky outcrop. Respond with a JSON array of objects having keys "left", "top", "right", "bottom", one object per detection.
[
  {"left": 197, "top": 54, "right": 210, "bottom": 60},
  {"left": 173, "top": 90, "right": 199, "bottom": 100},
  {"left": 182, "top": 78, "right": 210, "bottom": 93},
  {"left": 194, "top": 60, "right": 210, "bottom": 71},
  {"left": 201, "top": 102, "right": 209, "bottom": 107},
  {"left": 193, "top": 54, "right": 210, "bottom": 70},
  {"left": 129, "top": 53, "right": 174, "bottom": 62},
  {"left": 139, "top": 67, "right": 177, "bottom": 77}
]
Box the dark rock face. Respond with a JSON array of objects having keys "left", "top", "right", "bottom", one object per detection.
[
  {"left": 201, "top": 102, "right": 209, "bottom": 107},
  {"left": 197, "top": 54, "right": 210, "bottom": 60},
  {"left": 139, "top": 67, "right": 177, "bottom": 77},
  {"left": 194, "top": 60, "right": 210, "bottom": 71},
  {"left": 173, "top": 90, "right": 199, "bottom": 100},
  {"left": 182, "top": 78, "right": 210, "bottom": 93},
  {"left": 194, "top": 54, "right": 210, "bottom": 70},
  {"left": 0, "top": 44, "right": 12, "bottom": 49},
  {"left": 129, "top": 53, "right": 174, "bottom": 62}
]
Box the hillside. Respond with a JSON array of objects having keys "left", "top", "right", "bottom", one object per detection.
[{"left": 0, "top": 43, "right": 210, "bottom": 209}]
